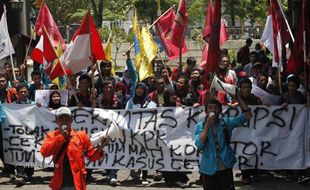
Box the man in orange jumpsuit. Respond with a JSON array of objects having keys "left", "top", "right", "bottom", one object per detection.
[{"left": 41, "top": 107, "right": 108, "bottom": 190}]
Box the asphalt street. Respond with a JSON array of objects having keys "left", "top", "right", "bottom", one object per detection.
[{"left": 0, "top": 166, "right": 309, "bottom": 190}]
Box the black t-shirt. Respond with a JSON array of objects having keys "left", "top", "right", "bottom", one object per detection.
[{"left": 62, "top": 153, "right": 74, "bottom": 187}]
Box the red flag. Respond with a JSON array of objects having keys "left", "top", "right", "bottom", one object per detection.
[
  {"left": 261, "top": 0, "right": 294, "bottom": 71},
  {"left": 202, "top": 0, "right": 228, "bottom": 45},
  {"left": 220, "top": 19, "right": 228, "bottom": 45},
  {"left": 42, "top": 28, "right": 57, "bottom": 75},
  {"left": 287, "top": 0, "right": 309, "bottom": 75},
  {"left": 155, "top": 8, "right": 187, "bottom": 60},
  {"left": 200, "top": 0, "right": 228, "bottom": 69},
  {"left": 60, "top": 12, "right": 105, "bottom": 74},
  {"left": 199, "top": 44, "right": 209, "bottom": 68},
  {"left": 170, "top": 0, "right": 188, "bottom": 48},
  {"left": 202, "top": 0, "right": 214, "bottom": 43},
  {"left": 35, "top": 1, "right": 65, "bottom": 47},
  {"left": 31, "top": 1, "right": 65, "bottom": 64},
  {"left": 203, "top": 0, "right": 221, "bottom": 84}
]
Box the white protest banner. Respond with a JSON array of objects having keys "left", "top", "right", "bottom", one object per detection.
[
  {"left": 35, "top": 90, "right": 68, "bottom": 108},
  {"left": 2, "top": 104, "right": 310, "bottom": 171},
  {"left": 251, "top": 84, "right": 281, "bottom": 105}
]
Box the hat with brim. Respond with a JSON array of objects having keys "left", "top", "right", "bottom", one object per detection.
[{"left": 55, "top": 107, "right": 72, "bottom": 117}]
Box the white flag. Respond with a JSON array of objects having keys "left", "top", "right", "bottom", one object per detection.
[{"left": 0, "top": 5, "right": 15, "bottom": 59}]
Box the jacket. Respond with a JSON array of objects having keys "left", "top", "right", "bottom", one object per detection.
[
  {"left": 194, "top": 114, "right": 246, "bottom": 175},
  {"left": 41, "top": 130, "right": 104, "bottom": 190}
]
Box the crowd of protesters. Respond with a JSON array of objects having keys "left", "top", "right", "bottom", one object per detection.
[{"left": 0, "top": 38, "right": 310, "bottom": 189}]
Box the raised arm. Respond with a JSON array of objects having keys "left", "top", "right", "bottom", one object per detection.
[{"left": 125, "top": 51, "right": 138, "bottom": 98}]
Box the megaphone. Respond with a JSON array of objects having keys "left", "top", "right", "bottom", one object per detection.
[{"left": 90, "top": 120, "right": 121, "bottom": 146}]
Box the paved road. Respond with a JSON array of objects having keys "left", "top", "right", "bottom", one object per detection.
[{"left": 0, "top": 167, "right": 309, "bottom": 190}]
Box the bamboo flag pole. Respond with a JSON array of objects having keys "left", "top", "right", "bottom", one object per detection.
[
  {"left": 43, "top": 27, "right": 79, "bottom": 104},
  {"left": 123, "top": 5, "right": 175, "bottom": 55},
  {"left": 301, "top": 0, "right": 309, "bottom": 102},
  {"left": 87, "top": 12, "right": 97, "bottom": 108},
  {"left": 157, "top": 51, "right": 174, "bottom": 89},
  {"left": 277, "top": 68, "right": 282, "bottom": 94},
  {"left": 303, "top": 29, "right": 309, "bottom": 103},
  {"left": 22, "top": 26, "right": 34, "bottom": 70}
]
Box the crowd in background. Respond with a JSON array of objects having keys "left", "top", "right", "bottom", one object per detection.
[{"left": 0, "top": 38, "right": 310, "bottom": 188}]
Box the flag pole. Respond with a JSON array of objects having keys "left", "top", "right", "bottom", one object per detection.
[
  {"left": 301, "top": 0, "right": 309, "bottom": 103},
  {"left": 9, "top": 53, "right": 16, "bottom": 81},
  {"left": 22, "top": 25, "right": 34, "bottom": 71},
  {"left": 157, "top": 51, "right": 174, "bottom": 89},
  {"left": 303, "top": 29, "right": 309, "bottom": 102},
  {"left": 87, "top": 12, "right": 105, "bottom": 106},
  {"left": 123, "top": 5, "right": 175, "bottom": 55},
  {"left": 3, "top": 4, "right": 16, "bottom": 81},
  {"left": 87, "top": 13, "right": 97, "bottom": 108},
  {"left": 277, "top": 0, "right": 295, "bottom": 43},
  {"left": 277, "top": 68, "right": 282, "bottom": 94},
  {"left": 43, "top": 26, "right": 79, "bottom": 104}
]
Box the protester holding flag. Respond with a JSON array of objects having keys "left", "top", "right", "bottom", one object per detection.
[{"left": 195, "top": 95, "right": 253, "bottom": 190}]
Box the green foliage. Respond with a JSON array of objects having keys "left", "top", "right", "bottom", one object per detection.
[
  {"left": 187, "top": 0, "right": 206, "bottom": 26},
  {"left": 98, "top": 26, "right": 128, "bottom": 43},
  {"left": 134, "top": 0, "right": 178, "bottom": 23}
]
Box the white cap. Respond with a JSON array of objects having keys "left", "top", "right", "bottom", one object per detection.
[{"left": 55, "top": 107, "right": 72, "bottom": 117}]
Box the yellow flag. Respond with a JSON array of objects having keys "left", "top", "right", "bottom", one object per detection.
[
  {"left": 133, "top": 9, "right": 141, "bottom": 71},
  {"left": 104, "top": 33, "right": 115, "bottom": 75},
  {"left": 51, "top": 41, "right": 64, "bottom": 89},
  {"left": 139, "top": 27, "right": 158, "bottom": 81}
]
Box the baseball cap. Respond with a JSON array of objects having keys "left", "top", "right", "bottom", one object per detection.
[{"left": 55, "top": 107, "right": 72, "bottom": 117}]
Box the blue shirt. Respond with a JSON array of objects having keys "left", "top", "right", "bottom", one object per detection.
[{"left": 194, "top": 114, "right": 246, "bottom": 175}]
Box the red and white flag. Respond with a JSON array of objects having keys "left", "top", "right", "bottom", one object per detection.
[
  {"left": 42, "top": 28, "right": 57, "bottom": 75},
  {"left": 31, "top": 1, "right": 64, "bottom": 64},
  {"left": 60, "top": 12, "right": 105, "bottom": 74},
  {"left": 261, "top": 0, "right": 294, "bottom": 72},
  {"left": 155, "top": 8, "right": 187, "bottom": 60}
]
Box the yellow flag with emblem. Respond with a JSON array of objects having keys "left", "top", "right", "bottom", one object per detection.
[{"left": 139, "top": 27, "right": 158, "bottom": 81}]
